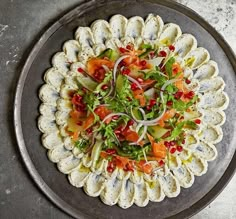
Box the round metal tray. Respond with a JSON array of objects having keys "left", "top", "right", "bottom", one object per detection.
[{"left": 14, "top": 0, "right": 236, "bottom": 218}]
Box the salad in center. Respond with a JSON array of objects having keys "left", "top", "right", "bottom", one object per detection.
[{"left": 66, "top": 43, "right": 200, "bottom": 175}]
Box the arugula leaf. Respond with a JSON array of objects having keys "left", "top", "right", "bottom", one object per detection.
[
  {"left": 140, "top": 43, "right": 152, "bottom": 49},
  {"left": 165, "top": 57, "right": 175, "bottom": 78},
  {"left": 114, "top": 143, "right": 151, "bottom": 160},
  {"left": 83, "top": 92, "right": 100, "bottom": 110},
  {"left": 184, "top": 120, "right": 198, "bottom": 129},
  {"left": 138, "top": 48, "right": 152, "bottom": 58},
  {"left": 165, "top": 84, "right": 178, "bottom": 94},
  {"left": 173, "top": 95, "right": 198, "bottom": 112},
  {"left": 144, "top": 70, "right": 167, "bottom": 88},
  {"left": 116, "top": 74, "right": 132, "bottom": 99},
  {"left": 166, "top": 120, "right": 197, "bottom": 141},
  {"left": 75, "top": 138, "right": 89, "bottom": 152}
]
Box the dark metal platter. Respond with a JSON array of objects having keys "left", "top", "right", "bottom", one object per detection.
[{"left": 14, "top": 0, "right": 236, "bottom": 218}]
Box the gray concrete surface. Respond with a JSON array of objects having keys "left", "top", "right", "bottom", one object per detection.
[{"left": 0, "top": 0, "right": 235, "bottom": 218}]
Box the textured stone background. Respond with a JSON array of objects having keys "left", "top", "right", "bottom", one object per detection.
[{"left": 0, "top": 0, "right": 235, "bottom": 218}]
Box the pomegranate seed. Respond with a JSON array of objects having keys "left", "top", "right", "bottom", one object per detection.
[
  {"left": 126, "top": 44, "right": 133, "bottom": 50},
  {"left": 94, "top": 71, "right": 102, "bottom": 80},
  {"left": 77, "top": 67, "right": 84, "bottom": 73},
  {"left": 146, "top": 105, "right": 152, "bottom": 111},
  {"left": 86, "top": 128, "right": 92, "bottom": 134},
  {"left": 185, "top": 78, "right": 191, "bottom": 84},
  {"left": 102, "top": 136, "right": 106, "bottom": 140},
  {"left": 166, "top": 100, "right": 173, "bottom": 107},
  {"left": 131, "top": 83, "right": 138, "bottom": 91},
  {"left": 140, "top": 60, "right": 147, "bottom": 66},
  {"left": 107, "top": 166, "right": 114, "bottom": 173},
  {"left": 174, "top": 91, "right": 183, "bottom": 99},
  {"left": 159, "top": 50, "right": 167, "bottom": 57},
  {"left": 149, "top": 99, "right": 156, "bottom": 106},
  {"left": 122, "top": 68, "right": 131, "bottom": 75},
  {"left": 77, "top": 121, "right": 83, "bottom": 126},
  {"left": 164, "top": 141, "right": 171, "bottom": 148},
  {"left": 72, "top": 94, "right": 82, "bottom": 103},
  {"left": 149, "top": 51, "right": 155, "bottom": 58},
  {"left": 101, "top": 84, "right": 109, "bottom": 90},
  {"left": 120, "top": 60, "right": 127, "bottom": 67},
  {"left": 170, "top": 147, "right": 176, "bottom": 154},
  {"left": 109, "top": 161, "right": 115, "bottom": 168},
  {"left": 112, "top": 115, "right": 119, "bottom": 120},
  {"left": 127, "top": 120, "right": 134, "bottom": 127},
  {"left": 194, "top": 119, "right": 201, "bottom": 124},
  {"left": 176, "top": 146, "right": 183, "bottom": 152},
  {"left": 119, "top": 47, "right": 127, "bottom": 53},
  {"left": 184, "top": 91, "right": 195, "bottom": 99},
  {"left": 106, "top": 149, "right": 117, "bottom": 155},
  {"left": 137, "top": 78, "right": 144, "bottom": 83},
  {"left": 182, "top": 139, "right": 186, "bottom": 144},
  {"left": 168, "top": 45, "right": 175, "bottom": 52},
  {"left": 114, "top": 129, "right": 121, "bottom": 135},
  {"left": 159, "top": 160, "right": 165, "bottom": 166},
  {"left": 170, "top": 141, "right": 175, "bottom": 146},
  {"left": 94, "top": 107, "right": 100, "bottom": 114}
]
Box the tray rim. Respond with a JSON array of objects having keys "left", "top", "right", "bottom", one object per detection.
[{"left": 14, "top": 0, "right": 236, "bottom": 218}]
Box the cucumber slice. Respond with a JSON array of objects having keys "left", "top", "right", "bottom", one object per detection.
[
  {"left": 98, "top": 48, "right": 112, "bottom": 59},
  {"left": 116, "top": 74, "right": 124, "bottom": 95},
  {"left": 76, "top": 74, "right": 98, "bottom": 91},
  {"left": 110, "top": 50, "right": 119, "bottom": 61},
  {"left": 132, "top": 108, "right": 143, "bottom": 120},
  {"left": 147, "top": 125, "right": 169, "bottom": 139},
  {"left": 91, "top": 140, "right": 103, "bottom": 168},
  {"left": 97, "top": 48, "right": 119, "bottom": 61}
]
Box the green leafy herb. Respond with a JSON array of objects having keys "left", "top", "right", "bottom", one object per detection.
[
  {"left": 144, "top": 70, "right": 167, "bottom": 87},
  {"left": 140, "top": 43, "right": 152, "bottom": 49},
  {"left": 165, "top": 57, "right": 175, "bottom": 78},
  {"left": 166, "top": 120, "right": 197, "bottom": 141},
  {"left": 114, "top": 143, "right": 151, "bottom": 160},
  {"left": 173, "top": 95, "right": 198, "bottom": 112},
  {"left": 75, "top": 138, "right": 89, "bottom": 152},
  {"left": 84, "top": 92, "right": 100, "bottom": 110}
]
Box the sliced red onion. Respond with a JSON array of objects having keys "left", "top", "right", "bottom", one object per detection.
[
  {"left": 84, "top": 135, "right": 96, "bottom": 153},
  {"left": 162, "top": 51, "right": 175, "bottom": 66},
  {"left": 104, "top": 80, "right": 114, "bottom": 97},
  {"left": 138, "top": 125, "right": 147, "bottom": 143},
  {"left": 135, "top": 123, "right": 143, "bottom": 133},
  {"left": 147, "top": 57, "right": 164, "bottom": 67},
  {"left": 101, "top": 112, "right": 130, "bottom": 123},
  {"left": 129, "top": 125, "right": 147, "bottom": 145},
  {"left": 129, "top": 107, "right": 147, "bottom": 145},
  {"left": 131, "top": 106, "right": 166, "bottom": 126},
  {"left": 138, "top": 108, "right": 146, "bottom": 119},
  {"left": 142, "top": 148, "right": 148, "bottom": 163},
  {"left": 113, "top": 55, "right": 130, "bottom": 82},
  {"left": 126, "top": 75, "right": 142, "bottom": 90},
  {"left": 102, "top": 64, "right": 110, "bottom": 72},
  {"left": 135, "top": 79, "right": 181, "bottom": 126}
]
